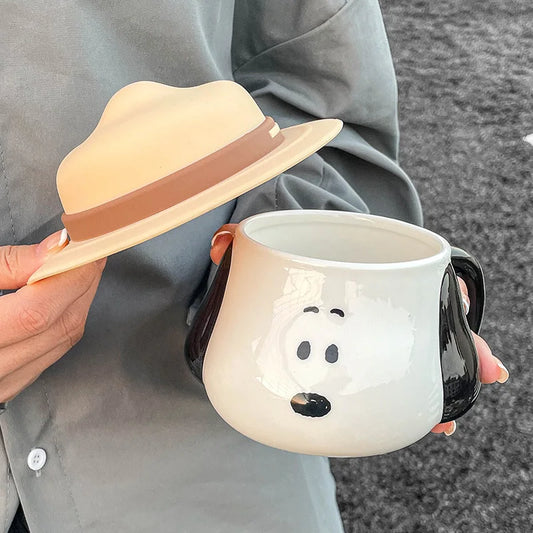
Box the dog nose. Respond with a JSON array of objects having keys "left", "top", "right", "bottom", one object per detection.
[{"left": 290, "top": 393, "right": 331, "bottom": 418}]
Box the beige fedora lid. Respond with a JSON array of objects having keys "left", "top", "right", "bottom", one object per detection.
[{"left": 29, "top": 80, "right": 342, "bottom": 284}]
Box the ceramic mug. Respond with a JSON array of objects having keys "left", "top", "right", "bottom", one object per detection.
[{"left": 185, "top": 210, "right": 484, "bottom": 457}]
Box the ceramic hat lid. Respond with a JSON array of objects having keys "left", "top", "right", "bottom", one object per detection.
[{"left": 29, "top": 80, "right": 342, "bottom": 283}]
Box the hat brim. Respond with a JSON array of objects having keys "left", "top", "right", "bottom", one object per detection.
[{"left": 28, "top": 118, "right": 343, "bottom": 284}]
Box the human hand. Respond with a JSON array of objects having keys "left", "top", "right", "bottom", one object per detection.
[
  {"left": 211, "top": 224, "right": 509, "bottom": 437},
  {"left": 0, "top": 231, "right": 106, "bottom": 403}
]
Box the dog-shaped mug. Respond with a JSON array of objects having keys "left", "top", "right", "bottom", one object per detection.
[{"left": 186, "top": 210, "right": 484, "bottom": 457}]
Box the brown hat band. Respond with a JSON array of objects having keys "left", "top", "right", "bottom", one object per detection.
[{"left": 62, "top": 117, "right": 283, "bottom": 241}]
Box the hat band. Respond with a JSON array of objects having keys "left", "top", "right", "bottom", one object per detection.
[{"left": 61, "top": 117, "right": 283, "bottom": 241}]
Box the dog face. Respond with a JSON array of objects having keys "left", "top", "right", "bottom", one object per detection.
[
  {"left": 255, "top": 295, "right": 417, "bottom": 419},
  {"left": 197, "top": 259, "right": 448, "bottom": 456}
]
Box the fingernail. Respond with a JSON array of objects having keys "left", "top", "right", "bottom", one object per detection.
[
  {"left": 57, "top": 229, "right": 69, "bottom": 247},
  {"left": 210, "top": 230, "right": 233, "bottom": 249},
  {"left": 444, "top": 421, "right": 456, "bottom": 436},
  {"left": 496, "top": 359, "right": 509, "bottom": 384},
  {"left": 47, "top": 229, "right": 69, "bottom": 255},
  {"left": 462, "top": 295, "right": 470, "bottom": 315},
  {"left": 38, "top": 229, "right": 69, "bottom": 256}
]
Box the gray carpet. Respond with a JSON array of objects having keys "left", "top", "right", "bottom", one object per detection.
[{"left": 330, "top": 1, "right": 533, "bottom": 531}]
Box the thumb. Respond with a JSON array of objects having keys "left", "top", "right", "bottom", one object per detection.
[
  {"left": 0, "top": 229, "right": 68, "bottom": 290},
  {"left": 210, "top": 224, "right": 237, "bottom": 265}
]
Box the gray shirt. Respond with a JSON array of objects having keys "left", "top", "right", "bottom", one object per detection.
[{"left": 0, "top": 1, "right": 422, "bottom": 531}]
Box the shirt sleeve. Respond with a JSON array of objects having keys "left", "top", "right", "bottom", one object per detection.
[{"left": 230, "top": 0, "right": 423, "bottom": 226}]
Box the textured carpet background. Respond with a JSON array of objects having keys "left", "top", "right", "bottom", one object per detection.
[{"left": 330, "top": 1, "right": 533, "bottom": 531}]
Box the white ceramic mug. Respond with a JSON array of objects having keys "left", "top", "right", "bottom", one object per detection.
[{"left": 186, "top": 210, "right": 484, "bottom": 457}]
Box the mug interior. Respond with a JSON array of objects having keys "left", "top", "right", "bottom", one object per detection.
[{"left": 242, "top": 211, "right": 446, "bottom": 265}]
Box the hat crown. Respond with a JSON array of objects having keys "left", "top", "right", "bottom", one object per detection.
[{"left": 57, "top": 81, "right": 266, "bottom": 214}]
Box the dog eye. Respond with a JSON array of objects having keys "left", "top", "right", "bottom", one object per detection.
[
  {"left": 297, "top": 341, "right": 311, "bottom": 360},
  {"left": 325, "top": 344, "right": 338, "bottom": 363}
]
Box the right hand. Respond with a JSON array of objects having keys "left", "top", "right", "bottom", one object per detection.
[{"left": 0, "top": 231, "right": 106, "bottom": 403}]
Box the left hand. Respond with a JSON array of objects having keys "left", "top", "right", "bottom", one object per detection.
[{"left": 210, "top": 225, "right": 509, "bottom": 437}]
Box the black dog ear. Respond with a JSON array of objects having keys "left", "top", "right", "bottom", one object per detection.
[
  {"left": 439, "top": 264, "right": 481, "bottom": 422},
  {"left": 185, "top": 244, "right": 233, "bottom": 382}
]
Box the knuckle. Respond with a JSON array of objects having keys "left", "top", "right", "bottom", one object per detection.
[
  {"left": 70, "top": 324, "right": 85, "bottom": 346},
  {"left": 18, "top": 305, "right": 51, "bottom": 336},
  {"left": 60, "top": 309, "right": 86, "bottom": 348},
  {"left": 1, "top": 246, "right": 19, "bottom": 280}
]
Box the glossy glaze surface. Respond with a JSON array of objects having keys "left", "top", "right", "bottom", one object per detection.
[
  {"left": 450, "top": 246, "right": 485, "bottom": 334},
  {"left": 189, "top": 211, "right": 460, "bottom": 457},
  {"left": 185, "top": 244, "right": 233, "bottom": 381},
  {"left": 439, "top": 258, "right": 483, "bottom": 422}
]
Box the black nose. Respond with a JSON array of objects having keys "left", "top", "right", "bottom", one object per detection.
[{"left": 290, "top": 393, "right": 331, "bottom": 418}]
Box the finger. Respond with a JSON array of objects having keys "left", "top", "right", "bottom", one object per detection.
[
  {"left": 0, "top": 271, "right": 101, "bottom": 375},
  {"left": 0, "top": 230, "right": 68, "bottom": 290},
  {"left": 0, "top": 258, "right": 105, "bottom": 348},
  {"left": 0, "top": 271, "right": 102, "bottom": 401},
  {"left": 473, "top": 332, "right": 509, "bottom": 384},
  {"left": 0, "top": 271, "right": 101, "bottom": 401},
  {"left": 210, "top": 233, "right": 234, "bottom": 265},
  {"left": 210, "top": 224, "right": 237, "bottom": 265},
  {"left": 431, "top": 421, "right": 457, "bottom": 436},
  {"left": 456, "top": 276, "right": 470, "bottom": 314},
  {"left": 0, "top": 338, "right": 74, "bottom": 402}
]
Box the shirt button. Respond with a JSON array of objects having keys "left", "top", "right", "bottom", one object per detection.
[{"left": 27, "top": 448, "right": 47, "bottom": 471}]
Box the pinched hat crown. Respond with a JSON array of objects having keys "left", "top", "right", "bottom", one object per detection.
[
  {"left": 28, "top": 79, "right": 342, "bottom": 284},
  {"left": 58, "top": 80, "right": 270, "bottom": 214}
]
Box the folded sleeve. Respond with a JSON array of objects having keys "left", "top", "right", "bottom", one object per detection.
[{"left": 230, "top": 0, "right": 423, "bottom": 226}]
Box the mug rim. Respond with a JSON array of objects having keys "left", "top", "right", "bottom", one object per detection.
[{"left": 238, "top": 210, "right": 450, "bottom": 270}]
